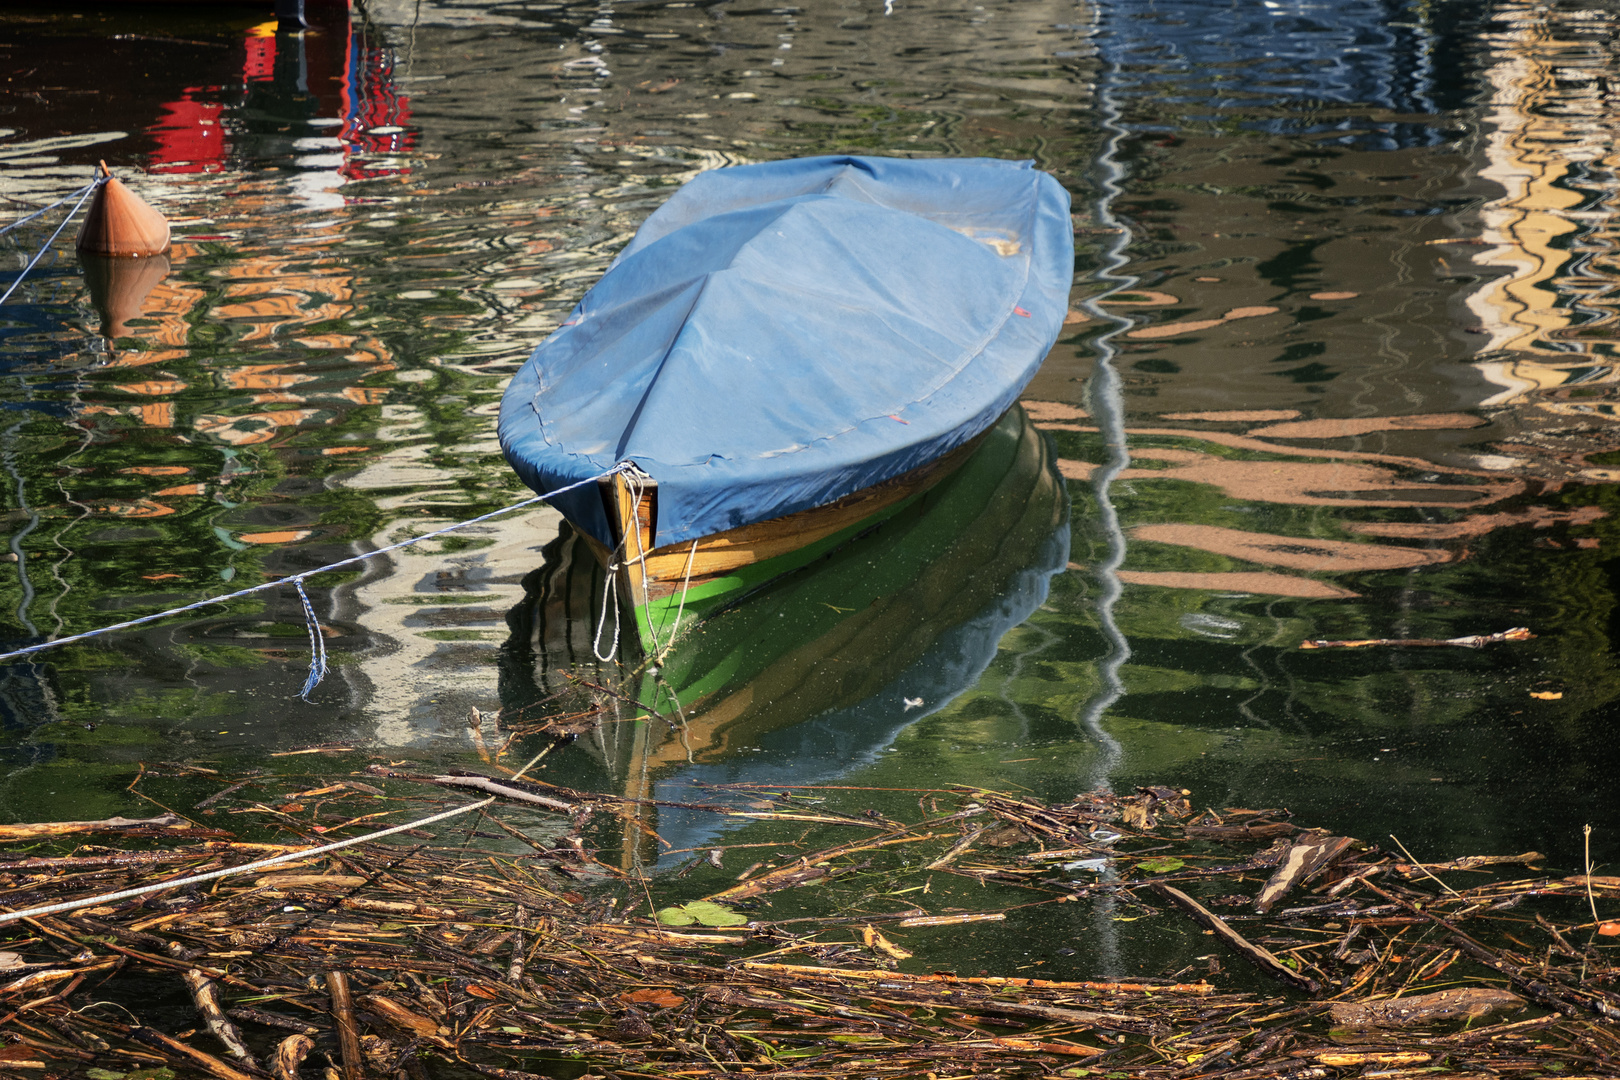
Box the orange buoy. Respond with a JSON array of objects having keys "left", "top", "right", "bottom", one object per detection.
[{"left": 76, "top": 162, "right": 170, "bottom": 258}]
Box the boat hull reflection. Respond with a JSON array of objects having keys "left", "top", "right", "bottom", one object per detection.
[{"left": 500, "top": 404, "right": 1069, "bottom": 862}]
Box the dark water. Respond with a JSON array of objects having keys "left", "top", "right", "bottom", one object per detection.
[{"left": 3, "top": 0, "right": 1620, "bottom": 979}]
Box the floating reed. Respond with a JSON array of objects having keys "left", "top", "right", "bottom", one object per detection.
[{"left": 0, "top": 769, "right": 1614, "bottom": 1078}]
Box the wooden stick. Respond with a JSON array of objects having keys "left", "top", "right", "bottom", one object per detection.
[
  {"left": 1151, "top": 883, "right": 1320, "bottom": 994},
  {"left": 0, "top": 961, "right": 117, "bottom": 995},
  {"left": 508, "top": 905, "right": 528, "bottom": 985},
  {"left": 100, "top": 943, "right": 263, "bottom": 993},
  {"left": 1396, "top": 850, "right": 1543, "bottom": 873},
  {"left": 0, "top": 813, "right": 184, "bottom": 840},
  {"left": 1300, "top": 627, "right": 1532, "bottom": 650},
  {"left": 361, "top": 994, "right": 445, "bottom": 1042},
  {"left": 224, "top": 1007, "right": 322, "bottom": 1035},
  {"left": 196, "top": 782, "right": 252, "bottom": 810},
  {"left": 1184, "top": 820, "right": 1297, "bottom": 841},
  {"left": 127, "top": 1026, "right": 259, "bottom": 1080},
  {"left": 0, "top": 852, "right": 196, "bottom": 872},
  {"left": 736, "top": 961, "right": 1213, "bottom": 994},
  {"left": 420, "top": 774, "right": 573, "bottom": 811},
  {"left": 6, "top": 1032, "right": 95, "bottom": 1064},
  {"left": 182, "top": 970, "right": 260, "bottom": 1069},
  {"left": 43, "top": 1015, "right": 110, "bottom": 1052},
  {"left": 895, "top": 912, "right": 1005, "bottom": 927},
  {"left": 326, "top": 970, "right": 364, "bottom": 1080},
  {"left": 926, "top": 825, "right": 986, "bottom": 870}
]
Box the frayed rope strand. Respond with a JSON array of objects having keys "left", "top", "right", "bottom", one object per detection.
[
  {"left": 0, "top": 179, "right": 100, "bottom": 307},
  {"left": 295, "top": 577, "right": 329, "bottom": 701},
  {"left": 0, "top": 466, "right": 626, "bottom": 693}
]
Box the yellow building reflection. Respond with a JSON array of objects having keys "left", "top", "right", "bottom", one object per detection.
[{"left": 1467, "top": 3, "right": 1620, "bottom": 406}]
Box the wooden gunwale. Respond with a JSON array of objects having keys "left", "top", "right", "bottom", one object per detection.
[{"left": 590, "top": 429, "right": 993, "bottom": 610}]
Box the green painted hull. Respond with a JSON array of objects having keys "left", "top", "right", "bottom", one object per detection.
[{"left": 633, "top": 402, "right": 1067, "bottom": 740}]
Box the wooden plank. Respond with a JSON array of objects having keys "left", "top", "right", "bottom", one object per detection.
[{"left": 1254, "top": 835, "right": 1357, "bottom": 913}]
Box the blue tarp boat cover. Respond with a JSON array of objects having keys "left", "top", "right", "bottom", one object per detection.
[{"left": 499, "top": 155, "right": 1073, "bottom": 549}]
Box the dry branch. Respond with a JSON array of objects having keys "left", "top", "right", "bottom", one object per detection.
[{"left": 182, "top": 969, "right": 259, "bottom": 1068}]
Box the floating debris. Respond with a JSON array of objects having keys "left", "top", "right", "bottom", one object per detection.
[
  {"left": 1300, "top": 626, "right": 1534, "bottom": 649},
  {"left": 0, "top": 774, "right": 1614, "bottom": 1078}
]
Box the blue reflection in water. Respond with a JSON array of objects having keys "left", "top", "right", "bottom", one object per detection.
[{"left": 1096, "top": 0, "right": 1449, "bottom": 148}]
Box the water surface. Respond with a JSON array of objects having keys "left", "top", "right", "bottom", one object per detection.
[{"left": 3, "top": 0, "right": 1620, "bottom": 980}]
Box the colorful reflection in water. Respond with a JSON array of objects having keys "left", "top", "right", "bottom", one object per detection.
[{"left": 2, "top": 0, "right": 1620, "bottom": 978}]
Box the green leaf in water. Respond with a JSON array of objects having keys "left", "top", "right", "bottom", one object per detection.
[
  {"left": 85, "top": 1071, "right": 127, "bottom": 1080},
  {"left": 685, "top": 901, "right": 748, "bottom": 926},
  {"left": 656, "top": 901, "right": 748, "bottom": 927},
  {"left": 1137, "top": 857, "right": 1185, "bottom": 874}
]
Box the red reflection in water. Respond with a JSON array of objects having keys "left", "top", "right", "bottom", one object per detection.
[
  {"left": 341, "top": 42, "right": 414, "bottom": 179},
  {"left": 146, "top": 8, "right": 413, "bottom": 182},
  {"left": 149, "top": 92, "right": 228, "bottom": 175}
]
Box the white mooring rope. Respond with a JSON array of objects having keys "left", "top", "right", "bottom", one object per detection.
[
  {"left": 0, "top": 466, "right": 626, "bottom": 698},
  {"left": 0, "top": 180, "right": 100, "bottom": 307},
  {"left": 0, "top": 734, "right": 571, "bottom": 927}
]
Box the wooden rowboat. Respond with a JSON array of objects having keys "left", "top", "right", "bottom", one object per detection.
[
  {"left": 499, "top": 155, "right": 1074, "bottom": 652},
  {"left": 582, "top": 422, "right": 991, "bottom": 642}
]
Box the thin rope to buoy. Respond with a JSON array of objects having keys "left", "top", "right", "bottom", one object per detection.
[
  {"left": 594, "top": 463, "right": 652, "bottom": 663},
  {"left": 0, "top": 796, "right": 498, "bottom": 928},
  {"left": 0, "top": 466, "right": 626, "bottom": 699},
  {"left": 0, "top": 180, "right": 101, "bottom": 307},
  {"left": 0, "top": 730, "right": 569, "bottom": 928},
  {"left": 592, "top": 469, "right": 699, "bottom": 663},
  {"left": 0, "top": 181, "right": 97, "bottom": 240},
  {"left": 593, "top": 558, "right": 622, "bottom": 663}
]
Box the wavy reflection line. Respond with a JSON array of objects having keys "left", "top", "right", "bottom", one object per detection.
[
  {"left": 1070, "top": 13, "right": 1137, "bottom": 983},
  {"left": 1075, "top": 62, "right": 1129, "bottom": 796},
  {"left": 3, "top": 415, "right": 39, "bottom": 639}
]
